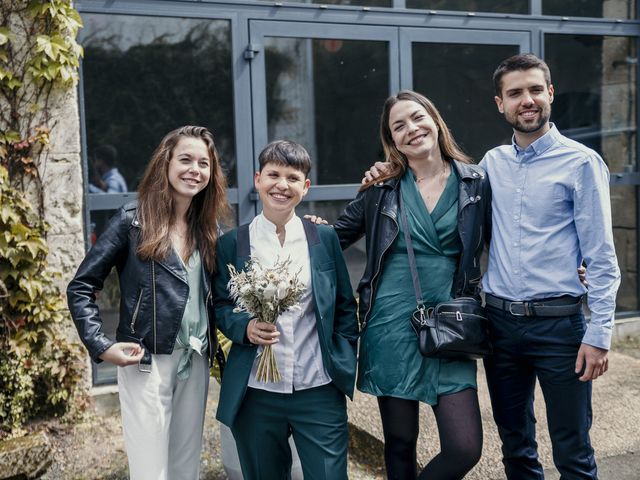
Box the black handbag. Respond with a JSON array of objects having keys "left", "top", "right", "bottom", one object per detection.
[{"left": 400, "top": 192, "right": 491, "bottom": 360}]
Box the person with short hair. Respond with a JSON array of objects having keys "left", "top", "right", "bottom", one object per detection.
[
  {"left": 481, "top": 53, "right": 620, "bottom": 479},
  {"left": 68, "top": 126, "right": 230, "bottom": 479},
  {"left": 88, "top": 144, "right": 128, "bottom": 193},
  {"left": 213, "top": 140, "right": 358, "bottom": 480}
]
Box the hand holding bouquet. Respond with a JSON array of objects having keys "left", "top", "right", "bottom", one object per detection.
[{"left": 227, "top": 257, "right": 305, "bottom": 382}]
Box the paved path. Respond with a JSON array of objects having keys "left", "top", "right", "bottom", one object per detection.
[{"left": 347, "top": 351, "right": 640, "bottom": 479}]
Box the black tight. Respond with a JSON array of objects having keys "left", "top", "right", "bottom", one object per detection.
[{"left": 377, "top": 388, "right": 482, "bottom": 480}]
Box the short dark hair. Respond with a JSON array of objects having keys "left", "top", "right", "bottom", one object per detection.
[
  {"left": 493, "top": 53, "right": 552, "bottom": 97},
  {"left": 258, "top": 140, "right": 312, "bottom": 177},
  {"left": 93, "top": 144, "right": 118, "bottom": 167}
]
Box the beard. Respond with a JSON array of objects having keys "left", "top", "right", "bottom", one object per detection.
[{"left": 506, "top": 105, "right": 551, "bottom": 134}]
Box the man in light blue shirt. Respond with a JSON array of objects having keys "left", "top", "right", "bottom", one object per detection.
[
  {"left": 481, "top": 53, "right": 620, "bottom": 480},
  {"left": 88, "top": 144, "right": 128, "bottom": 193}
]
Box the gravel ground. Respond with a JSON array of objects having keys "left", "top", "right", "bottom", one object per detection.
[
  {"left": 613, "top": 334, "right": 640, "bottom": 359},
  {"left": 39, "top": 386, "right": 382, "bottom": 480}
]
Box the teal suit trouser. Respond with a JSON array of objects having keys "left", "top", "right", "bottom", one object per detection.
[{"left": 231, "top": 383, "right": 349, "bottom": 480}]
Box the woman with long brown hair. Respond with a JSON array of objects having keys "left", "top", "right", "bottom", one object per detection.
[
  {"left": 67, "top": 126, "right": 230, "bottom": 479},
  {"left": 333, "top": 90, "right": 491, "bottom": 479}
]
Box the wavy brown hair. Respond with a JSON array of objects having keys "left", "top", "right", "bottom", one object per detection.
[
  {"left": 362, "top": 90, "right": 472, "bottom": 190},
  {"left": 136, "top": 126, "right": 230, "bottom": 272}
]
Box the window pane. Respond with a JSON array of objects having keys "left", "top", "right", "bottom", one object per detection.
[
  {"left": 80, "top": 14, "right": 237, "bottom": 191},
  {"left": 412, "top": 42, "right": 518, "bottom": 161},
  {"left": 543, "top": 0, "right": 636, "bottom": 19},
  {"left": 264, "top": 37, "right": 389, "bottom": 184},
  {"left": 545, "top": 34, "right": 638, "bottom": 313},
  {"left": 285, "top": 0, "right": 391, "bottom": 5},
  {"left": 545, "top": 35, "right": 637, "bottom": 173},
  {"left": 407, "top": 0, "right": 528, "bottom": 14}
]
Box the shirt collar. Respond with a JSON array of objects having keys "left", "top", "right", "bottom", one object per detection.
[
  {"left": 257, "top": 212, "right": 302, "bottom": 236},
  {"left": 512, "top": 123, "right": 560, "bottom": 157}
]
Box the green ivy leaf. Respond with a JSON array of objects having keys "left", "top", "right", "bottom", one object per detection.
[{"left": 0, "top": 27, "right": 13, "bottom": 46}]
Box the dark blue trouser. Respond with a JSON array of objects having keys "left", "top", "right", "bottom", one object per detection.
[
  {"left": 231, "top": 383, "right": 348, "bottom": 480},
  {"left": 484, "top": 305, "right": 597, "bottom": 480}
]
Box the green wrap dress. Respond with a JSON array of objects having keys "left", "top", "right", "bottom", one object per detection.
[{"left": 357, "top": 168, "right": 477, "bottom": 405}]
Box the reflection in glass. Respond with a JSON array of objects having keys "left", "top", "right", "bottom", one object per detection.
[
  {"left": 545, "top": 34, "right": 637, "bottom": 172},
  {"left": 407, "top": 0, "right": 528, "bottom": 14},
  {"left": 80, "top": 14, "right": 237, "bottom": 190},
  {"left": 264, "top": 37, "right": 389, "bottom": 185},
  {"left": 545, "top": 34, "right": 638, "bottom": 311},
  {"left": 412, "top": 42, "right": 518, "bottom": 161},
  {"left": 543, "top": 0, "right": 635, "bottom": 19}
]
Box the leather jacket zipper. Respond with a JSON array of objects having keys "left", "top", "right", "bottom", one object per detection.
[
  {"left": 205, "top": 288, "right": 213, "bottom": 359},
  {"left": 363, "top": 210, "right": 399, "bottom": 329},
  {"left": 456, "top": 187, "right": 478, "bottom": 295},
  {"left": 152, "top": 261, "right": 157, "bottom": 353},
  {"left": 130, "top": 288, "right": 144, "bottom": 333}
]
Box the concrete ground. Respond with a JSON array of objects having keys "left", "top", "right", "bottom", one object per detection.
[
  {"left": 346, "top": 350, "right": 640, "bottom": 479},
  {"left": 84, "top": 334, "right": 639, "bottom": 479}
]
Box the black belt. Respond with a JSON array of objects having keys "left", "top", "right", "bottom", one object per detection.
[{"left": 485, "top": 293, "right": 583, "bottom": 317}]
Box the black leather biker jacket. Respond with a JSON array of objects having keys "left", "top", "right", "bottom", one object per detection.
[
  {"left": 333, "top": 160, "right": 492, "bottom": 330},
  {"left": 67, "top": 202, "right": 216, "bottom": 363}
]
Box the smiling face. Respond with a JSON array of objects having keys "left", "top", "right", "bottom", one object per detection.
[
  {"left": 254, "top": 162, "right": 310, "bottom": 224},
  {"left": 167, "top": 136, "right": 211, "bottom": 205},
  {"left": 388, "top": 100, "right": 440, "bottom": 162},
  {"left": 495, "top": 68, "right": 554, "bottom": 138}
]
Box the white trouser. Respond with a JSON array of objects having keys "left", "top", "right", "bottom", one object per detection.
[{"left": 117, "top": 349, "right": 209, "bottom": 480}]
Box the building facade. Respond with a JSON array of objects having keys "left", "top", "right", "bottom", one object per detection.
[{"left": 72, "top": 0, "right": 639, "bottom": 384}]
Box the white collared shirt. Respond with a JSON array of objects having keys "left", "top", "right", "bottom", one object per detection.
[{"left": 247, "top": 213, "right": 331, "bottom": 393}]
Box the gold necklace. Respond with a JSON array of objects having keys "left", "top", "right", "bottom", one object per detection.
[{"left": 416, "top": 161, "right": 448, "bottom": 185}]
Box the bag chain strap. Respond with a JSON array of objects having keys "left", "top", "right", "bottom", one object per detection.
[{"left": 399, "top": 192, "right": 426, "bottom": 321}]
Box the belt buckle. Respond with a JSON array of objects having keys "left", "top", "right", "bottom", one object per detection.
[{"left": 508, "top": 301, "right": 529, "bottom": 317}]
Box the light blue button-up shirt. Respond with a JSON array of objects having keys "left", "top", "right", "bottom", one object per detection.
[{"left": 480, "top": 124, "right": 621, "bottom": 350}]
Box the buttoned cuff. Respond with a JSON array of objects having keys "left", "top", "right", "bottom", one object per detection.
[{"left": 582, "top": 322, "right": 613, "bottom": 351}]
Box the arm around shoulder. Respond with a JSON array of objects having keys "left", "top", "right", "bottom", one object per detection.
[{"left": 333, "top": 189, "right": 367, "bottom": 250}]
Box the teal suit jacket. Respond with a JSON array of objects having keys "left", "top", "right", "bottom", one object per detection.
[{"left": 213, "top": 219, "right": 359, "bottom": 428}]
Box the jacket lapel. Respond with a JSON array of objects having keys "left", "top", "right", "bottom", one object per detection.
[
  {"left": 156, "top": 249, "right": 188, "bottom": 284},
  {"left": 235, "top": 223, "right": 251, "bottom": 269},
  {"left": 302, "top": 220, "right": 327, "bottom": 333}
]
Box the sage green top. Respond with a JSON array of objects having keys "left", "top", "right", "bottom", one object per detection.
[
  {"left": 175, "top": 250, "right": 209, "bottom": 380},
  {"left": 357, "top": 167, "right": 476, "bottom": 405}
]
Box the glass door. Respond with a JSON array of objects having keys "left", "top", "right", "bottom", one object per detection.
[
  {"left": 400, "top": 29, "right": 530, "bottom": 161},
  {"left": 247, "top": 21, "right": 400, "bottom": 207}
]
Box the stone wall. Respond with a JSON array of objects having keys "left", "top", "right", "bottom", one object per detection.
[
  {"left": 601, "top": 1, "right": 637, "bottom": 311},
  {"left": 44, "top": 85, "right": 90, "bottom": 389}
]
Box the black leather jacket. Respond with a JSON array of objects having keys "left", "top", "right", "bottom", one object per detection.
[
  {"left": 334, "top": 160, "right": 491, "bottom": 330},
  {"left": 67, "top": 202, "right": 216, "bottom": 364}
]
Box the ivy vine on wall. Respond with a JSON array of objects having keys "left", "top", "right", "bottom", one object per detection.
[{"left": 0, "top": 0, "right": 87, "bottom": 438}]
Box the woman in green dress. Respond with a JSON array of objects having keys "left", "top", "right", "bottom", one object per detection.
[{"left": 333, "top": 90, "right": 491, "bottom": 479}]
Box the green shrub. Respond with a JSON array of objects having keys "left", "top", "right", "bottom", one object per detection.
[{"left": 0, "top": 165, "right": 87, "bottom": 438}]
